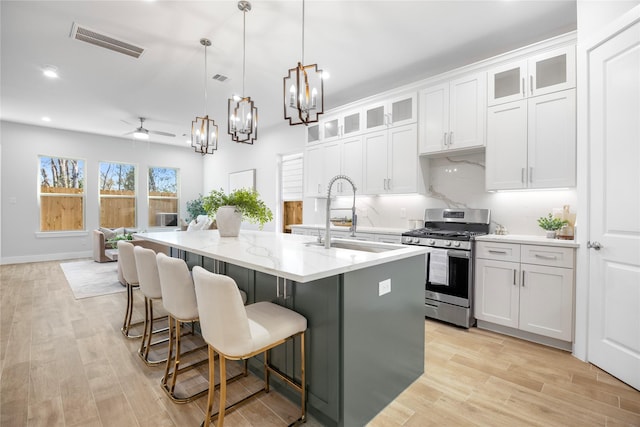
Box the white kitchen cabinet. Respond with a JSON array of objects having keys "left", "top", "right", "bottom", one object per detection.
[
  {"left": 487, "top": 45, "right": 575, "bottom": 106},
  {"left": 321, "top": 108, "right": 363, "bottom": 143},
  {"left": 306, "top": 122, "right": 321, "bottom": 145},
  {"left": 419, "top": 72, "right": 486, "bottom": 154},
  {"left": 364, "top": 93, "right": 417, "bottom": 133},
  {"left": 486, "top": 89, "right": 576, "bottom": 190},
  {"left": 363, "top": 123, "right": 419, "bottom": 194},
  {"left": 475, "top": 241, "right": 575, "bottom": 343},
  {"left": 304, "top": 136, "right": 363, "bottom": 198}
]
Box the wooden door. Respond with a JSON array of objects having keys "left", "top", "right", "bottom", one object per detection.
[{"left": 587, "top": 7, "right": 640, "bottom": 390}]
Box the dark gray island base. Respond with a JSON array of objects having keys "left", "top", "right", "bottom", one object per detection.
[{"left": 181, "top": 250, "right": 425, "bottom": 426}]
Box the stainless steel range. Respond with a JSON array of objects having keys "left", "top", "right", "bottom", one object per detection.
[{"left": 401, "top": 208, "right": 490, "bottom": 328}]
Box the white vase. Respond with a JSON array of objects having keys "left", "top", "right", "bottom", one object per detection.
[
  {"left": 545, "top": 230, "right": 556, "bottom": 239},
  {"left": 216, "top": 206, "right": 242, "bottom": 237}
]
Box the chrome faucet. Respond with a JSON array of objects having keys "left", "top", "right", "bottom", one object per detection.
[{"left": 325, "top": 175, "right": 357, "bottom": 249}]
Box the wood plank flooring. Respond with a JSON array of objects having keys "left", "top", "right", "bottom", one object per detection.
[{"left": 1, "top": 260, "right": 639, "bottom": 426}]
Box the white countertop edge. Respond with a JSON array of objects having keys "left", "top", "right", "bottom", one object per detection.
[
  {"left": 137, "top": 230, "right": 427, "bottom": 283},
  {"left": 475, "top": 234, "right": 579, "bottom": 248}
]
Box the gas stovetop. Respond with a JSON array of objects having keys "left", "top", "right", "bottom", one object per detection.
[{"left": 401, "top": 208, "right": 491, "bottom": 250}]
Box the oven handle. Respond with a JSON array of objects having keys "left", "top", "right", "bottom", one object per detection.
[{"left": 447, "top": 249, "right": 470, "bottom": 259}]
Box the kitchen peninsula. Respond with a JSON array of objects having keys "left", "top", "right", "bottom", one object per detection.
[{"left": 136, "top": 230, "right": 427, "bottom": 426}]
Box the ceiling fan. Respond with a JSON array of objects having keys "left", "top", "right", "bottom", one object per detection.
[{"left": 123, "top": 117, "right": 176, "bottom": 140}]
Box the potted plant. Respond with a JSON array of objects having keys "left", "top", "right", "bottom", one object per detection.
[
  {"left": 186, "top": 194, "right": 207, "bottom": 222},
  {"left": 202, "top": 188, "right": 273, "bottom": 237},
  {"left": 107, "top": 232, "right": 133, "bottom": 249},
  {"left": 537, "top": 213, "right": 568, "bottom": 238}
]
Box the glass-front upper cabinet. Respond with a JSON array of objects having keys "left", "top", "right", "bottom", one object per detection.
[
  {"left": 306, "top": 122, "right": 320, "bottom": 144},
  {"left": 488, "top": 46, "right": 575, "bottom": 106},
  {"left": 364, "top": 92, "right": 417, "bottom": 132}
]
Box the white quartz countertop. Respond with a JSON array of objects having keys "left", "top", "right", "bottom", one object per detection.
[
  {"left": 136, "top": 230, "right": 427, "bottom": 283},
  {"left": 289, "top": 224, "right": 407, "bottom": 235},
  {"left": 475, "top": 234, "right": 579, "bottom": 248}
]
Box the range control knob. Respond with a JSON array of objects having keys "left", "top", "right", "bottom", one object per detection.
[
  {"left": 412, "top": 238, "right": 420, "bottom": 244},
  {"left": 428, "top": 239, "right": 436, "bottom": 245},
  {"left": 444, "top": 241, "right": 452, "bottom": 247},
  {"left": 454, "top": 241, "right": 461, "bottom": 247}
]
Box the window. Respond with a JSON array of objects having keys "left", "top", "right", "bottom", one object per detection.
[
  {"left": 148, "top": 167, "right": 178, "bottom": 227},
  {"left": 99, "top": 162, "right": 136, "bottom": 228},
  {"left": 39, "top": 156, "right": 85, "bottom": 231}
]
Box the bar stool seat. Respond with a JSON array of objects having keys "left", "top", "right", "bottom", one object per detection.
[{"left": 192, "top": 266, "right": 307, "bottom": 427}]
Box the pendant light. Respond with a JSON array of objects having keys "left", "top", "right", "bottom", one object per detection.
[
  {"left": 283, "top": 0, "right": 324, "bottom": 126},
  {"left": 191, "top": 38, "right": 218, "bottom": 155},
  {"left": 228, "top": 1, "right": 258, "bottom": 144}
]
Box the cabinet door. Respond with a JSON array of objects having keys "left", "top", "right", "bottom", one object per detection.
[
  {"left": 519, "top": 264, "right": 574, "bottom": 341},
  {"left": 487, "top": 60, "right": 527, "bottom": 106},
  {"left": 340, "top": 136, "right": 363, "bottom": 196},
  {"left": 529, "top": 46, "right": 576, "bottom": 98},
  {"left": 474, "top": 258, "right": 520, "bottom": 328},
  {"left": 304, "top": 145, "right": 324, "bottom": 197},
  {"left": 342, "top": 109, "right": 362, "bottom": 136},
  {"left": 322, "top": 115, "right": 341, "bottom": 142},
  {"left": 418, "top": 83, "right": 449, "bottom": 154},
  {"left": 389, "top": 93, "right": 417, "bottom": 127},
  {"left": 323, "top": 141, "right": 342, "bottom": 193},
  {"left": 486, "top": 100, "right": 528, "bottom": 190},
  {"left": 387, "top": 124, "right": 418, "bottom": 194},
  {"left": 364, "top": 101, "right": 388, "bottom": 132},
  {"left": 306, "top": 122, "right": 320, "bottom": 144},
  {"left": 527, "top": 89, "right": 576, "bottom": 188},
  {"left": 363, "top": 130, "right": 389, "bottom": 194},
  {"left": 449, "top": 72, "right": 486, "bottom": 150}
]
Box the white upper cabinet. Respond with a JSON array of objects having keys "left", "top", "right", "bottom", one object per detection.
[
  {"left": 486, "top": 89, "right": 576, "bottom": 191},
  {"left": 364, "top": 93, "right": 417, "bottom": 132},
  {"left": 488, "top": 46, "right": 575, "bottom": 106},
  {"left": 363, "top": 124, "right": 419, "bottom": 194},
  {"left": 419, "top": 72, "right": 486, "bottom": 154},
  {"left": 304, "top": 144, "right": 325, "bottom": 197},
  {"left": 307, "top": 108, "right": 363, "bottom": 144},
  {"left": 306, "top": 122, "right": 321, "bottom": 145},
  {"left": 304, "top": 136, "right": 363, "bottom": 198}
]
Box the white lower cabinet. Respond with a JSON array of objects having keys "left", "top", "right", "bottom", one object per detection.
[{"left": 475, "top": 241, "right": 574, "bottom": 343}]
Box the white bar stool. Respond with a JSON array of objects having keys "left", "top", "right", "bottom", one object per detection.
[
  {"left": 133, "top": 246, "right": 169, "bottom": 366},
  {"left": 192, "top": 266, "right": 307, "bottom": 427},
  {"left": 118, "top": 240, "right": 143, "bottom": 339}
]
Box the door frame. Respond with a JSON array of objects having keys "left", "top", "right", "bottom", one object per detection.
[{"left": 574, "top": 3, "right": 640, "bottom": 362}]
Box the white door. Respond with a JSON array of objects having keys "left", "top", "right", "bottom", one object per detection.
[
  {"left": 449, "top": 72, "right": 486, "bottom": 150},
  {"left": 587, "top": 10, "right": 640, "bottom": 390}
]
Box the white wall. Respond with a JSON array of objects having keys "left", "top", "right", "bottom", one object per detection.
[{"left": 0, "top": 121, "right": 204, "bottom": 264}]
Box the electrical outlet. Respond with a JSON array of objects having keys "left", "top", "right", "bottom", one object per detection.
[
  {"left": 379, "top": 279, "right": 391, "bottom": 296},
  {"left": 400, "top": 208, "right": 406, "bottom": 218}
]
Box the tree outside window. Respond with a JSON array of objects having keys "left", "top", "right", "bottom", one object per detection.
[
  {"left": 39, "top": 156, "right": 85, "bottom": 231},
  {"left": 99, "top": 162, "right": 136, "bottom": 228},
  {"left": 148, "top": 167, "right": 178, "bottom": 227}
]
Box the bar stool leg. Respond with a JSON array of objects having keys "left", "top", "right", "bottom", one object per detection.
[
  {"left": 162, "top": 316, "right": 176, "bottom": 392},
  {"left": 217, "top": 355, "right": 227, "bottom": 427},
  {"left": 203, "top": 346, "right": 216, "bottom": 427}
]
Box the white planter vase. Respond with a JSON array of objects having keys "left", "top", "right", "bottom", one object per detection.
[
  {"left": 216, "top": 206, "right": 242, "bottom": 237},
  {"left": 545, "top": 230, "right": 556, "bottom": 239}
]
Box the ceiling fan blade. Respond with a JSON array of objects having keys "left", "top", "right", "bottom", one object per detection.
[
  {"left": 123, "top": 130, "right": 135, "bottom": 136},
  {"left": 149, "top": 130, "right": 176, "bottom": 137},
  {"left": 120, "top": 119, "right": 135, "bottom": 126}
]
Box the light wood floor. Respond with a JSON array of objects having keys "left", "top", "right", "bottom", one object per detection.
[{"left": 1, "top": 260, "right": 639, "bottom": 427}]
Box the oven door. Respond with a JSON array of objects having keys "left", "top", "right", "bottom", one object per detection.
[{"left": 425, "top": 247, "right": 471, "bottom": 307}]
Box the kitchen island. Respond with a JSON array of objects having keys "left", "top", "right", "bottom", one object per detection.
[{"left": 135, "top": 230, "right": 427, "bottom": 427}]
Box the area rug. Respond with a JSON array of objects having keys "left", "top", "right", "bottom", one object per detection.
[{"left": 60, "top": 260, "right": 124, "bottom": 299}]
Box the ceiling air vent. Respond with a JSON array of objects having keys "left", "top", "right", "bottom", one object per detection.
[
  {"left": 70, "top": 22, "right": 145, "bottom": 59},
  {"left": 212, "top": 74, "right": 229, "bottom": 82}
]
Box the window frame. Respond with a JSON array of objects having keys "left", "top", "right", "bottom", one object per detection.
[
  {"left": 147, "top": 166, "right": 180, "bottom": 228},
  {"left": 38, "top": 155, "right": 86, "bottom": 232},
  {"left": 98, "top": 161, "right": 137, "bottom": 229}
]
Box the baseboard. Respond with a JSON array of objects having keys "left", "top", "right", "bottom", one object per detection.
[
  {"left": 1, "top": 250, "right": 92, "bottom": 265},
  {"left": 476, "top": 320, "right": 573, "bottom": 352}
]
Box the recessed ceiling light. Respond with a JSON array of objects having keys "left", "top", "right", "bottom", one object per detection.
[
  {"left": 42, "top": 116, "right": 51, "bottom": 122},
  {"left": 42, "top": 65, "right": 59, "bottom": 79}
]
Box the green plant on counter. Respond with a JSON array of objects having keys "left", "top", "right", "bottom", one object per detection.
[
  {"left": 186, "top": 194, "right": 207, "bottom": 222},
  {"left": 202, "top": 188, "right": 273, "bottom": 229},
  {"left": 537, "top": 213, "right": 568, "bottom": 231},
  {"left": 107, "top": 232, "right": 133, "bottom": 249}
]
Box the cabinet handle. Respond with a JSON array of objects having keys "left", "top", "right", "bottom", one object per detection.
[
  {"left": 521, "top": 168, "right": 525, "bottom": 184},
  {"left": 513, "top": 269, "right": 517, "bottom": 285},
  {"left": 529, "top": 167, "right": 533, "bottom": 183},
  {"left": 387, "top": 178, "right": 391, "bottom": 190},
  {"left": 522, "top": 270, "right": 525, "bottom": 287},
  {"left": 530, "top": 75, "right": 533, "bottom": 95},
  {"left": 276, "top": 276, "right": 281, "bottom": 298},
  {"left": 534, "top": 254, "right": 557, "bottom": 260},
  {"left": 522, "top": 77, "right": 525, "bottom": 97},
  {"left": 283, "top": 278, "right": 288, "bottom": 299},
  {"left": 449, "top": 131, "right": 454, "bottom": 146},
  {"left": 443, "top": 132, "right": 448, "bottom": 147},
  {"left": 318, "top": 183, "right": 321, "bottom": 194},
  {"left": 488, "top": 250, "right": 508, "bottom": 254}
]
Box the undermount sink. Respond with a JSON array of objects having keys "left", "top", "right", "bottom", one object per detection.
[{"left": 304, "top": 239, "right": 403, "bottom": 253}]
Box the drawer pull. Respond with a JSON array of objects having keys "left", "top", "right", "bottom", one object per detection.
[
  {"left": 513, "top": 269, "right": 516, "bottom": 286},
  {"left": 534, "top": 254, "right": 557, "bottom": 260},
  {"left": 522, "top": 270, "right": 525, "bottom": 287},
  {"left": 488, "top": 250, "right": 508, "bottom": 254}
]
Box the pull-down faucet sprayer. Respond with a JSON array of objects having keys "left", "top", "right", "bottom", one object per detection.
[{"left": 325, "top": 175, "right": 357, "bottom": 249}]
